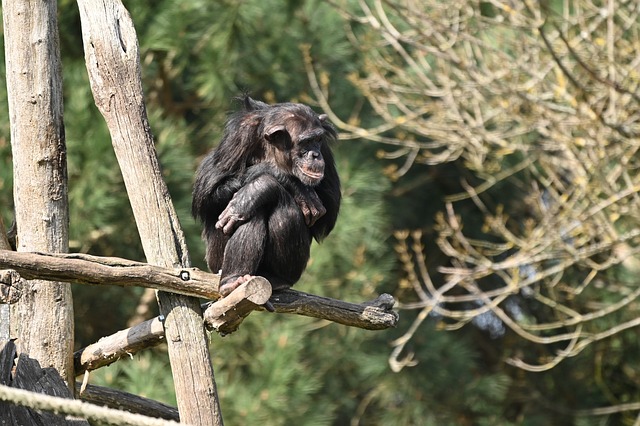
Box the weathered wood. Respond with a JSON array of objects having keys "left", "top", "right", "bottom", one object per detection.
[
  {"left": 0, "top": 340, "right": 89, "bottom": 425},
  {"left": 0, "top": 215, "right": 10, "bottom": 251},
  {"left": 74, "top": 314, "right": 165, "bottom": 375},
  {"left": 76, "top": 1, "right": 222, "bottom": 424},
  {"left": 0, "top": 249, "right": 398, "bottom": 333},
  {"left": 0, "top": 250, "right": 221, "bottom": 300},
  {"left": 0, "top": 216, "right": 10, "bottom": 340},
  {"left": 2, "top": 0, "right": 75, "bottom": 390},
  {"left": 0, "top": 249, "right": 398, "bottom": 370},
  {"left": 270, "top": 290, "right": 398, "bottom": 330},
  {"left": 76, "top": 383, "right": 179, "bottom": 421},
  {"left": 203, "top": 277, "right": 272, "bottom": 335},
  {"left": 0, "top": 269, "right": 23, "bottom": 305},
  {"left": 0, "top": 341, "right": 15, "bottom": 423},
  {"left": 12, "top": 354, "right": 88, "bottom": 425},
  {"left": 74, "top": 287, "right": 398, "bottom": 375},
  {"left": 0, "top": 340, "right": 16, "bottom": 386}
]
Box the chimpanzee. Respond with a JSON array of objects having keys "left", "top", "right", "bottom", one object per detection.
[{"left": 192, "top": 96, "right": 340, "bottom": 296}]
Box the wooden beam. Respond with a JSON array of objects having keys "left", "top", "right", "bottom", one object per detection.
[
  {"left": 2, "top": 0, "right": 75, "bottom": 391},
  {"left": 73, "top": 282, "right": 398, "bottom": 375},
  {"left": 0, "top": 251, "right": 220, "bottom": 300},
  {"left": 76, "top": 1, "right": 222, "bottom": 423}
]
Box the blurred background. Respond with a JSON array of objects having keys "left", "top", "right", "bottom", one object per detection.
[{"left": 2, "top": 1, "right": 640, "bottom": 424}]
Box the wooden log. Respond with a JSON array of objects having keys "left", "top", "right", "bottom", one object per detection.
[
  {"left": 74, "top": 286, "right": 398, "bottom": 375},
  {"left": 76, "top": 1, "right": 222, "bottom": 423},
  {"left": 269, "top": 290, "right": 398, "bottom": 330},
  {"left": 0, "top": 341, "right": 89, "bottom": 425},
  {"left": 0, "top": 340, "right": 16, "bottom": 385},
  {"left": 76, "top": 383, "right": 179, "bottom": 422},
  {"left": 203, "top": 277, "right": 272, "bottom": 335},
  {"left": 0, "top": 269, "right": 23, "bottom": 305},
  {"left": 74, "top": 314, "right": 166, "bottom": 374},
  {"left": 2, "top": 0, "right": 75, "bottom": 390},
  {"left": 0, "top": 249, "right": 398, "bottom": 333},
  {"left": 0, "top": 250, "right": 221, "bottom": 300},
  {"left": 0, "top": 250, "right": 398, "bottom": 374}
]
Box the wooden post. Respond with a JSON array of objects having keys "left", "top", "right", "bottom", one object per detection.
[
  {"left": 2, "top": 0, "right": 74, "bottom": 389},
  {"left": 76, "top": 1, "right": 223, "bottom": 424}
]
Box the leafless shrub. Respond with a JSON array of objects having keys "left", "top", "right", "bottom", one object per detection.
[{"left": 308, "top": 0, "right": 640, "bottom": 373}]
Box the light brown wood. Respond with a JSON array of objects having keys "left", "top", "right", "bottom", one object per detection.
[
  {"left": 2, "top": 0, "right": 75, "bottom": 390},
  {"left": 74, "top": 313, "right": 166, "bottom": 375},
  {"left": 73, "top": 283, "right": 397, "bottom": 375},
  {"left": 0, "top": 251, "right": 221, "bottom": 300},
  {"left": 203, "top": 277, "right": 272, "bottom": 335},
  {"left": 0, "top": 250, "right": 399, "bottom": 335},
  {"left": 76, "top": 1, "right": 222, "bottom": 423}
]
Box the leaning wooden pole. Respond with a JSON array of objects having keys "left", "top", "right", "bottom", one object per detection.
[
  {"left": 76, "top": 1, "right": 223, "bottom": 424},
  {"left": 2, "top": 0, "right": 74, "bottom": 390}
]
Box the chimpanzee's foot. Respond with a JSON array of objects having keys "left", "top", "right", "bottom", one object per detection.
[{"left": 219, "top": 274, "right": 253, "bottom": 296}]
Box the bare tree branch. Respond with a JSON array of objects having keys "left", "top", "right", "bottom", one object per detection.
[
  {"left": 0, "top": 250, "right": 220, "bottom": 300},
  {"left": 317, "top": 0, "right": 640, "bottom": 372}
]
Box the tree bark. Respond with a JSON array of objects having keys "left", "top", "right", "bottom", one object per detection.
[
  {"left": 2, "top": 0, "right": 74, "bottom": 390},
  {"left": 0, "top": 251, "right": 221, "bottom": 300},
  {"left": 76, "top": 1, "right": 222, "bottom": 424},
  {"left": 73, "top": 284, "right": 397, "bottom": 375},
  {"left": 0, "top": 215, "right": 11, "bottom": 340},
  {"left": 76, "top": 383, "right": 179, "bottom": 421}
]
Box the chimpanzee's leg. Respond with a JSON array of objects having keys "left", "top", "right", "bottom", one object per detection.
[
  {"left": 218, "top": 215, "right": 268, "bottom": 296},
  {"left": 260, "top": 198, "right": 312, "bottom": 290},
  {"left": 204, "top": 227, "right": 229, "bottom": 275}
]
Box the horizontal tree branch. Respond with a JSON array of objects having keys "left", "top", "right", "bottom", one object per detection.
[
  {"left": 0, "top": 249, "right": 398, "bottom": 373},
  {"left": 269, "top": 289, "right": 398, "bottom": 330},
  {"left": 76, "top": 382, "right": 179, "bottom": 422},
  {"left": 0, "top": 250, "right": 221, "bottom": 300},
  {"left": 74, "top": 314, "right": 166, "bottom": 375},
  {"left": 75, "top": 284, "right": 399, "bottom": 375}
]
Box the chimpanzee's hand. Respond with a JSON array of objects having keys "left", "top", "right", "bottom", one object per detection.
[
  {"left": 216, "top": 201, "right": 247, "bottom": 235},
  {"left": 294, "top": 186, "right": 326, "bottom": 227}
]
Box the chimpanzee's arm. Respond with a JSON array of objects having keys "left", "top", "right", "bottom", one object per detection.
[
  {"left": 244, "top": 163, "right": 326, "bottom": 227},
  {"left": 215, "top": 174, "right": 283, "bottom": 234}
]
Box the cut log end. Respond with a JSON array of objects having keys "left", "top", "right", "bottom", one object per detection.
[
  {"left": 0, "top": 270, "right": 24, "bottom": 304},
  {"left": 203, "top": 277, "right": 273, "bottom": 335}
]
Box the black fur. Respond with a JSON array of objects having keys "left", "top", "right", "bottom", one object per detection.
[{"left": 192, "top": 96, "right": 340, "bottom": 294}]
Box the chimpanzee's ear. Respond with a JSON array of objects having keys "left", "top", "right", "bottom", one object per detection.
[
  {"left": 264, "top": 125, "right": 292, "bottom": 150},
  {"left": 318, "top": 114, "right": 328, "bottom": 122},
  {"left": 243, "top": 95, "right": 269, "bottom": 112}
]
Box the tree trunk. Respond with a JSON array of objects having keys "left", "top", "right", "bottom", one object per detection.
[
  {"left": 2, "top": 0, "right": 74, "bottom": 390},
  {"left": 76, "top": 1, "right": 223, "bottom": 424}
]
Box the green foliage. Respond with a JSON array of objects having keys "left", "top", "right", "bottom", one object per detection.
[
  {"left": 213, "top": 319, "right": 335, "bottom": 425},
  {"left": 305, "top": 144, "right": 392, "bottom": 294}
]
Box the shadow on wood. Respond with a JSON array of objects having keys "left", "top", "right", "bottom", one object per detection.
[{"left": 76, "top": 382, "right": 179, "bottom": 421}]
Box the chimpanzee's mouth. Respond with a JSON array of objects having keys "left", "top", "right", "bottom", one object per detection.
[{"left": 302, "top": 169, "right": 324, "bottom": 180}]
